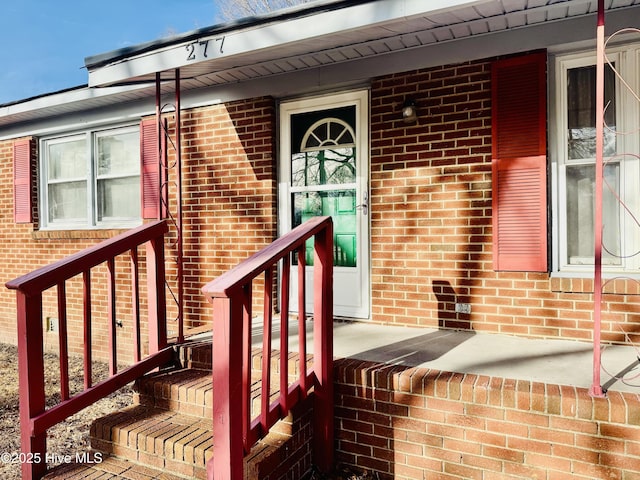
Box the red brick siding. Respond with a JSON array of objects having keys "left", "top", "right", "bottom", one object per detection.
[
  {"left": 0, "top": 137, "right": 148, "bottom": 362},
  {"left": 370, "top": 61, "right": 493, "bottom": 329},
  {"left": 335, "top": 359, "right": 640, "bottom": 479},
  {"left": 179, "top": 97, "right": 277, "bottom": 328},
  {"left": 2, "top": 59, "right": 640, "bottom": 359},
  {"left": 0, "top": 97, "right": 277, "bottom": 362},
  {"left": 369, "top": 60, "right": 639, "bottom": 345}
]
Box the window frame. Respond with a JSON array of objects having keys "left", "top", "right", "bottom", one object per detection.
[
  {"left": 40, "top": 124, "right": 142, "bottom": 230},
  {"left": 553, "top": 45, "right": 640, "bottom": 275}
]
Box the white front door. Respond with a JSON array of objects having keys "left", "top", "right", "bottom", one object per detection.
[{"left": 279, "top": 90, "right": 370, "bottom": 319}]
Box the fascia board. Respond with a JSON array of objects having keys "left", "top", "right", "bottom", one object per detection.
[{"left": 0, "top": 84, "right": 149, "bottom": 119}]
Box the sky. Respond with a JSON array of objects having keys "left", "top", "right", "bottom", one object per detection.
[{"left": 0, "top": 1, "right": 220, "bottom": 105}]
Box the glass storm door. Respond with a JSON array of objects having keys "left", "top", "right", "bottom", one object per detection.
[{"left": 279, "top": 91, "right": 370, "bottom": 318}]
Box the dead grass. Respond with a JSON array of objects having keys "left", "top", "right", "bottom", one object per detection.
[
  {"left": 307, "top": 466, "right": 380, "bottom": 480},
  {"left": 0, "top": 343, "right": 133, "bottom": 480}
]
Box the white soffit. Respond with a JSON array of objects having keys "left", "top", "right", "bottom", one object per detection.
[
  {"left": 3, "top": 0, "right": 640, "bottom": 133},
  {"left": 85, "top": 0, "right": 640, "bottom": 91},
  {"left": 85, "top": 0, "right": 491, "bottom": 87}
]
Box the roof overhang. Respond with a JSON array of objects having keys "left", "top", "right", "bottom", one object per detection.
[
  {"left": 3, "top": 0, "right": 640, "bottom": 136},
  {"left": 86, "top": 0, "right": 640, "bottom": 90},
  {"left": 86, "top": 0, "right": 484, "bottom": 88}
]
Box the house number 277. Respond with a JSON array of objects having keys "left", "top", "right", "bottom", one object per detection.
[{"left": 186, "top": 37, "right": 225, "bottom": 61}]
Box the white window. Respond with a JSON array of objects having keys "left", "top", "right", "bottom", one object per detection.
[
  {"left": 41, "top": 125, "right": 141, "bottom": 229},
  {"left": 554, "top": 45, "right": 640, "bottom": 274}
]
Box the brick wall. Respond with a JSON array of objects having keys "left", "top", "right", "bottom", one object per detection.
[
  {"left": 369, "top": 60, "right": 640, "bottom": 346},
  {"left": 335, "top": 358, "right": 640, "bottom": 479},
  {"left": 179, "top": 97, "right": 277, "bottom": 328},
  {"left": 0, "top": 135, "right": 143, "bottom": 361},
  {"left": 3, "top": 58, "right": 640, "bottom": 361},
  {"left": 370, "top": 61, "right": 493, "bottom": 332},
  {"left": 0, "top": 97, "right": 277, "bottom": 362}
]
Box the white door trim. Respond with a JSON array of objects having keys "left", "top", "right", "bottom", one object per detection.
[{"left": 278, "top": 89, "right": 370, "bottom": 319}]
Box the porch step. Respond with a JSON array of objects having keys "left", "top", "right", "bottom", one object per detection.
[
  {"left": 42, "top": 454, "right": 186, "bottom": 479},
  {"left": 90, "top": 405, "right": 212, "bottom": 478},
  {"left": 43, "top": 343, "right": 314, "bottom": 480},
  {"left": 134, "top": 368, "right": 213, "bottom": 419},
  {"left": 176, "top": 336, "right": 313, "bottom": 377},
  {"left": 44, "top": 425, "right": 295, "bottom": 480}
]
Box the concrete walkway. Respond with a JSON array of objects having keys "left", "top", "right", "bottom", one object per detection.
[{"left": 247, "top": 319, "right": 640, "bottom": 395}]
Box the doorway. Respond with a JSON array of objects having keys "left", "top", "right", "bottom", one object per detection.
[{"left": 278, "top": 90, "right": 370, "bottom": 318}]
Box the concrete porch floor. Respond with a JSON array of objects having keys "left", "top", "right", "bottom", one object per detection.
[{"left": 245, "top": 319, "right": 640, "bottom": 395}]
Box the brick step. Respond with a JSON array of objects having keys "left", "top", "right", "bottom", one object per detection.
[
  {"left": 43, "top": 343, "right": 315, "bottom": 479},
  {"left": 135, "top": 367, "right": 297, "bottom": 421},
  {"left": 44, "top": 406, "right": 298, "bottom": 480},
  {"left": 176, "top": 337, "right": 313, "bottom": 375},
  {"left": 175, "top": 337, "right": 215, "bottom": 370},
  {"left": 89, "top": 404, "right": 212, "bottom": 478},
  {"left": 43, "top": 454, "right": 186, "bottom": 479},
  {"left": 134, "top": 368, "right": 214, "bottom": 418}
]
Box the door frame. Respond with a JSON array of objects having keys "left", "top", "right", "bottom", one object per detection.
[{"left": 278, "top": 89, "right": 370, "bottom": 319}]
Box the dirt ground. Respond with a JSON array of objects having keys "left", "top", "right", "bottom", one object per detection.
[
  {"left": 0, "top": 343, "right": 376, "bottom": 480},
  {"left": 0, "top": 343, "right": 134, "bottom": 480},
  {"left": 308, "top": 467, "right": 380, "bottom": 480}
]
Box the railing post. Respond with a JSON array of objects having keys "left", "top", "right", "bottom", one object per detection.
[
  {"left": 147, "top": 234, "right": 167, "bottom": 353},
  {"left": 201, "top": 216, "right": 334, "bottom": 478},
  {"left": 83, "top": 270, "right": 92, "bottom": 389},
  {"left": 6, "top": 220, "right": 170, "bottom": 480},
  {"left": 16, "top": 291, "right": 47, "bottom": 480},
  {"left": 313, "top": 220, "right": 334, "bottom": 472},
  {"left": 207, "top": 295, "right": 244, "bottom": 480}
]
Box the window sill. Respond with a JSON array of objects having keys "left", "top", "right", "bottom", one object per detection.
[
  {"left": 32, "top": 229, "right": 130, "bottom": 240},
  {"left": 550, "top": 273, "right": 640, "bottom": 295}
]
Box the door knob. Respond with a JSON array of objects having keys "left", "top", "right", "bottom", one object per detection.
[{"left": 355, "top": 191, "right": 368, "bottom": 216}]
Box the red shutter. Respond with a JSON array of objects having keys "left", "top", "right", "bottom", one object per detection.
[
  {"left": 13, "top": 138, "right": 33, "bottom": 224},
  {"left": 141, "top": 118, "right": 160, "bottom": 220},
  {"left": 492, "top": 52, "right": 548, "bottom": 272}
]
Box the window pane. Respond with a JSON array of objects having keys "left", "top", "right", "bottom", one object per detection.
[
  {"left": 97, "top": 130, "right": 140, "bottom": 177},
  {"left": 97, "top": 177, "right": 141, "bottom": 221},
  {"left": 48, "top": 139, "right": 86, "bottom": 180},
  {"left": 96, "top": 128, "right": 141, "bottom": 222},
  {"left": 48, "top": 181, "right": 87, "bottom": 222},
  {"left": 43, "top": 127, "right": 141, "bottom": 229},
  {"left": 291, "top": 148, "right": 356, "bottom": 187},
  {"left": 292, "top": 190, "right": 356, "bottom": 267},
  {"left": 566, "top": 163, "right": 620, "bottom": 265},
  {"left": 567, "top": 64, "right": 616, "bottom": 160}
]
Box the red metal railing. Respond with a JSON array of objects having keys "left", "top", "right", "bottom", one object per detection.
[
  {"left": 5, "top": 220, "right": 172, "bottom": 480},
  {"left": 202, "top": 215, "right": 334, "bottom": 480}
]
